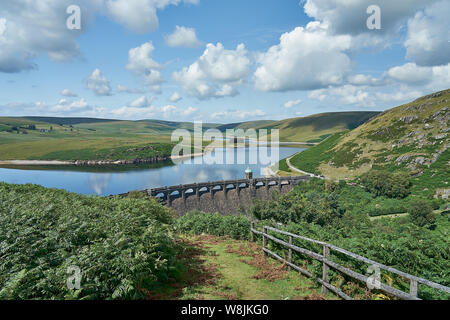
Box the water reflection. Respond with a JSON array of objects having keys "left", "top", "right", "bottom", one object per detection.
[
  {"left": 87, "top": 174, "right": 111, "bottom": 195},
  {"left": 0, "top": 147, "right": 304, "bottom": 196}
]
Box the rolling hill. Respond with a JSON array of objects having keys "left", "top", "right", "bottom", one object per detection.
[
  {"left": 290, "top": 89, "right": 450, "bottom": 198},
  {"left": 0, "top": 111, "right": 379, "bottom": 160}
]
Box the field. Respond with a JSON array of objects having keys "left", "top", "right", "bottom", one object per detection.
[{"left": 0, "top": 112, "right": 378, "bottom": 161}]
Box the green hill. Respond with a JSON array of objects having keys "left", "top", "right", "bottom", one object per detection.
[
  {"left": 290, "top": 89, "right": 450, "bottom": 198},
  {"left": 256, "top": 111, "right": 380, "bottom": 142},
  {"left": 215, "top": 112, "right": 379, "bottom": 142},
  {"left": 0, "top": 112, "right": 378, "bottom": 160}
]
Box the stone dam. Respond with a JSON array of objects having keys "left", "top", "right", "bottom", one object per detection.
[{"left": 115, "top": 175, "right": 310, "bottom": 215}]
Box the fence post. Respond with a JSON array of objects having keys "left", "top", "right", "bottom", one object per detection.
[
  {"left": 288, "top": 235, "right": 293, "bottom": 271},
  {"left": 250, "top": 222, "right": 255, "bottom": 242},
  {"left": 322, "top": 244, "right": 330, "bottom": 295},
  {"left": 262, "top": 226, "right": 267, "bottom": 256},
  {"left": 410, "top": 279, "right": 418, "bottom": 298}
]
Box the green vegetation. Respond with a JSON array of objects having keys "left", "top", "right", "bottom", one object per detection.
[
  {"left": 360, "top": 170, "right": 411, "bottom": 199},
  {"left": 0, "top": 111, "right": 378, "bottom": 161},
  {"left": 289, "top": 131, "right": 347, "bottom": 174},
  {"left": 176, "top": 212, "right": 250, "bottom": 240},
  {"left": 287, "top": 89, "right": 449, "bottom": 200},
  {"left": 30, "top": 143, "right": 174, "bottom": 161},
  {"left": 154, "top": 235, "right": 329, "bottom": 300},
  {"left": 174, "top": 179, "right": 448, "bottom": 299},
  {"left": 408, "top": 199, "right": 436, "bottom": 227},
  {"left": 0, "top": 183, "right": 180, "bottom": 299}
]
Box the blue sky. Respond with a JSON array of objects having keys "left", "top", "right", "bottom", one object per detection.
[{"left": 0, "top": 0, "right": 449, "bottom": 122}]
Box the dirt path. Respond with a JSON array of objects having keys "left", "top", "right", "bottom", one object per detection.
[{"left": 147, "top": 235, "right": 332, "bottom": 300}]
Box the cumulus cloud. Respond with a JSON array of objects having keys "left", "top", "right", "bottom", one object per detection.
[
  {"left": 165, "top": 26, "right": 202, "bottom": 47},
  {"left": 283, "top": 99, "right": 302, "bottom": 109},
  {"left": 106, "top": 0, "right": 200, "bottom": 33},
  {"left": 169, "top": 92, "right": 182, "bottom": 102},
  {"left": 254, "top": 22, "right": 352, "bottom": 92},
  {"left": 0, "top": 98, "right": 96, "bottom": 116},
  {"left": 0, "top": 0, "right": 101, "bottom": 73},
  {"left": 173, "top": 43, "right": 250, "bottom": 99},
  {"left": 126, "top": 42, "right": 163, "bottom": 91},
  {"left": 303, "top": 0, "right": 436, "bottom": 37},
  {"left": 385, "top": 63, "right": 450, "bottom": 89},
  {"left": 0, "top": 0, "right": 200, "bottom": 73},
  {"left": 86, "top": 69, "right": 112, "bottom": 96},
  {"left": 61, "top": 89, "right": 78, "bottom": 97},
  {"left": 128, "top": 95, "right": 154, "bottom": 108},
  {"left": 404, "top": 1, "right": 450, "bottom": 66}
]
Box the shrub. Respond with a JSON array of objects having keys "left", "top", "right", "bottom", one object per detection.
[
  {"left": 408, "top": 199, "right": 435, "bottom": 227},
  {"left": 175, "top": 212, "right": 251, "bottom": 240},
  {"left": 361, "top": 170, "right": 411, "bottom": 198},
  {"left": 0, "top": 183, "right": 180, "bottom": 300}
]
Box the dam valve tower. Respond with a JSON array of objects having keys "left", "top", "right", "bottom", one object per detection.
[{"left": 245, "top": 167, "right": 253, "bottom": 180}]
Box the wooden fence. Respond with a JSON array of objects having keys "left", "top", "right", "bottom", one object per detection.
[{"left": 250, "top": 223, "right": 450, "bottom": 300}]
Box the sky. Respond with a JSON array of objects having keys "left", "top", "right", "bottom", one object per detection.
[{"left": 0, "top": 0, "right": 449, "bottom": 123}]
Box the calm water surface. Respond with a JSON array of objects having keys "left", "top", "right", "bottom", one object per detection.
[{"left": 0, "top": 147, "right": 304, "bottom": 196}]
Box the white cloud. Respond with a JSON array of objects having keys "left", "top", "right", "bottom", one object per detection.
[
  {"left": 308, "top": 84, "right": 426, "bottom": 109},
  {"left": 51, "top": 98, "right": 90, "bottom": 112},
  {"left": 347, "top": 74, "right": 383, "bottom": 86},
  {"left": 110, "top": 104, "right": 197, "bottom": 120},
  {"left": 215, "top": 84, "right": 238, "bottom": 98},
  {"left": 182, "top": 106, "right": 198, "bottom": 116},
  {"left": 111, "top": 105, "right": 157, "bottom": 119},
  {"left": 61, "top": 89, "right": 78, "bottom": 97},
  {"left": 210, "top": 109, "right": 266, "bottom": 121},
  {"left": 165, "top": 26, "right": 202, "bottom": 48},
  {"left": 303, "top": 0, "right": 436, "bottom": 37},
  {"left": 254, "top": 22, "right": 352, "bottom": 92},
  {"left": 116, "top": 84, "right": 145, "bottom": 94},
  {"left": 128, "top": 95, "right": 154, "bottom": 108},
  {"left": 385, "top": 63, "right": 450, "bottom": 89},
  {"left": 404, "top": 1, "right": 450, "bottom": 66},
  {"left": 126, "top": 42, "right": 163, "bottom": 90},
  {"left": 283, "top": 99, "right": 302, "bottom": 108},
  {"left": 173, "top": 43, "right": 250, "bottom": 99},
  {"left": 106, "top": 0, "right": 200, "bottom": 33},
  {"left": 169, "top": 92, "right": 182, "bottom": 102},
  {"left": 86, "top": 69, "right": 112, "bottom": 96},
  {"left": 308, "top": 85, "right": 373, "bottom": 107},
  {"left": 0, "top": 0, "right": 101, "bottom": 73},
  {"left": 0, "top": 98, "right": 96, "bottom": 116},
  {"left": 0, "top": 1, "right": 200, "bottom": 73},
  {"left": 0, "top": 18, "right": 6, "bottom": 36}
]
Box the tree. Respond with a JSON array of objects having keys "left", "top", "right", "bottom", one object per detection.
[
  {"left": 408, "top": 199, "right": 435, "bottom": 227},
  {"left": 361, "top": 170, "right": 411, "bottom": 199}
]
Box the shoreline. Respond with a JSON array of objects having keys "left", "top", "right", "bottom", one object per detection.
[
  {"left": 0, "top": 152, "right": 207, "bottom": 167},
  {"left": 0, "top": 143, "right": 307, "bottom": 167}
]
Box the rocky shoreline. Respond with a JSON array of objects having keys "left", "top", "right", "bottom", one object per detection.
[{"left": 0, "top": 152, "right": 206, "bottom": 166}]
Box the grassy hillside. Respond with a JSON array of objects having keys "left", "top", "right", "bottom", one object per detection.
[
  {"left": 215, "top": 112, "right": 379, "bottom": 142},
  {"left": 0, "top": 112, "right": 378, "bottom": 160},
  {"left": 290, "top": 89, "right": 450, "bottom": 197},
  {"left": 258, "top": 111, "right": 379, "bottom": 142}
]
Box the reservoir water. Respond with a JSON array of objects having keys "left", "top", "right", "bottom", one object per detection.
[{"left": 0, "top": 147, "right": 303, "bottom": 196}]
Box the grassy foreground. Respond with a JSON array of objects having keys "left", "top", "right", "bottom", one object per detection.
[{"left": 153, "top": 235, "right": 331, "bottom": 300}]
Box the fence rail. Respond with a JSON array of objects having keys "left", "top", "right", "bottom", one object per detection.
[{"left": 250, "top": 223, "right": 450, "bottom": 300}]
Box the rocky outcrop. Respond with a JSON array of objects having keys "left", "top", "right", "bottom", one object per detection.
[{"left": 399, "top": 115, "right": 418, "bottom": 123}]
